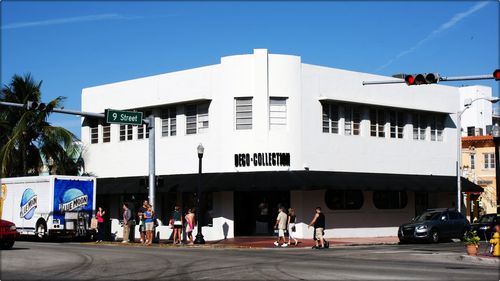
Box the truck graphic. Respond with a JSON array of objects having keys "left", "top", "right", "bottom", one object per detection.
[{"left": 1, "top": 176, "right": 96, "bottom": 239}]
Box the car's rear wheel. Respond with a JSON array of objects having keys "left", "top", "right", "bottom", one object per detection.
[
  {"left": 0, "top": 241, "right": 15, "bottom": 250},
  {"left": 429, "top": 229, "right": 439, "bottom": 243}
]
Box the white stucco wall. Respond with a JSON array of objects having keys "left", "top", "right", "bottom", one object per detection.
[
  {"left": 458, "top": 86, "right": 493, "bottom": 136},
  {"left": 82, "top": 49, "right": 461, "bottom": 178}
]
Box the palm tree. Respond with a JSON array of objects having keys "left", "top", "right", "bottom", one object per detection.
[{"left": 0, "top": 73, "right": 84, "bottom": 177}]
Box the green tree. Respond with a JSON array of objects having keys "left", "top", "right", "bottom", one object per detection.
[{"left": 0, "top": 73, "right": 84, "bottom": 177}]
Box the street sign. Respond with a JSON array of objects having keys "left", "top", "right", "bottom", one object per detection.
[{"left": 106, "top": 109, "right": 143, "bottom": 125}]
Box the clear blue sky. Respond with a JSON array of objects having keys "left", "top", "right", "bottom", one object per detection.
[{"left": 2, "top": 1, "right": 499, "bottom": 138}]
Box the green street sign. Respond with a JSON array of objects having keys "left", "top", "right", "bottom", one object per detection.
[{"left": 106, "top": 109, "right": 143, "bottom": 125}]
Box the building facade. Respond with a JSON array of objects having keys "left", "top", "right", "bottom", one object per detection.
[
  {"left": 81, "top": 49, "right": 481, "bottom": 240},
  {"left": 461, "top": 135, "right": 497, "bottom": 221}
]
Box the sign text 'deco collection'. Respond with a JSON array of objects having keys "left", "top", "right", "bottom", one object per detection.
[{"left": 234, "top": 152, "right": 290, "bottom": 167}]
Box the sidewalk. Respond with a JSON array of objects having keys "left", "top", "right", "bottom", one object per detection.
[
  {"left": 204, "top": 236, "right": 399, "bottom": 248},
  {"left": 93, "top": 236, "right": 399, "bottom": 249}
]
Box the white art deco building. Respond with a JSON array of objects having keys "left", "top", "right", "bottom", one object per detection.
[{"left": 81, "top": 49, "right": 482, "bottom": 240}]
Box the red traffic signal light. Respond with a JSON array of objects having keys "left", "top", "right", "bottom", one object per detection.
[
  {"left": 404, "top": 73, "right": 440, "bottom": 86},
  {"left": 494, "top": 69, "right": 500, "bottom": 81},
  {"left": 405, "top": 75, "right": 415, "bottom": 85}
]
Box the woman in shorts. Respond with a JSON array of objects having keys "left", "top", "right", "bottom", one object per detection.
[
  {"left": 172, "top": 206, "right": 183, "bottom": 244},
  {"left": 185, "top": 208, "right": 195, "bottom": 245},
  {"left": 144, "top": 207, "right": 154, "bottom": 246}
]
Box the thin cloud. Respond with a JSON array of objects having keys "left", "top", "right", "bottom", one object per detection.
[
  {"left": 2, "top": 13, "right": 142, "bottom": 30},
  {"left": 377, "top": 1, "right": 490, "bottom": 70}
]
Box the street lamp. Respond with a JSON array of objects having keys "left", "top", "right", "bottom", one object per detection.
[
  {"left": 457, "top": 97, "right": 500, "bottom": 213},
  {"left": 492, "top": 124, "right": 500, "bottom": 217},
  {"left": 194, "top": 143, "right": 205, "bottom": 244}
]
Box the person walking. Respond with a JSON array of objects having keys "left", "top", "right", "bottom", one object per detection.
[
  {"left": 185, "top": 208, "right": 195, "bottom": 245},
  {"left": 172, "top": 206, "right": 183, "bottom": 245},
  {"left": 273, "top": 206, "right": 288, "bottom": 247},
  {"left": 122, "top": 203, "right": 132, "bottom": 243},
  {"left": 144, "top": 206, "right": 154, "bottom": 246},
  {"left": 95, "top": 207, "right": 105, "bottom": 243},
  {"left": 287, "top": 207, "right": 298, "bottom": 246},
  {"left": 308, "top": 206, "right": 326, "bottom": 249},
  {"left": 138, "top": 200, "right": 149, "bottom": 244}
]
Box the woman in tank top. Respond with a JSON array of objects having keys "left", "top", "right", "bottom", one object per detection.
[{"left": 287, "top": 208, "right": 298, "bottom": 246}]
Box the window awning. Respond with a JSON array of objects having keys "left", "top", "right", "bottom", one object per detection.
[{"left": 96, "top": 171, "right": 482, "bottom": 194}]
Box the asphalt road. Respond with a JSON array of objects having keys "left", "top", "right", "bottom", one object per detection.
[{"left": 1, "top": 241, "right": 498, "bottom": 280}]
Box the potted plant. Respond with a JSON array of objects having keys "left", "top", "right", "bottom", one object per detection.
[{"left": 462, "top": 230, "right": 480, "bottom": 256}]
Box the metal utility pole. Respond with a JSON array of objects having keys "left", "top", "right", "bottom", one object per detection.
[{"left": 147, "top": 115, "right": 156, "bottom": 212}]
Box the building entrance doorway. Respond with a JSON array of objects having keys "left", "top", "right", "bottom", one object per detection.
[{"left": 234, "top": 191, "right": 290, "bottom": 236}]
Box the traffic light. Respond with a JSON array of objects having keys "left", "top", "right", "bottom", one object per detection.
[
  {"left": 404, "top": 73, "right": 440, "bottom": 86},
  {"left": 404, "top": 75, "right": 415, "bottom": 85},
  {"left": 25, "top": 101, "right": 53, "bottom": 111},
  {"left": 494, "top": 69, "right": 500, "bottom": 81}
]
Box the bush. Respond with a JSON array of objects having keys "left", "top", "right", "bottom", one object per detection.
[{"left": 462, "top": 230, "right": 480, "bottom": 245}]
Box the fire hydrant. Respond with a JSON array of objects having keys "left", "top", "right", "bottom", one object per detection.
[{"left": 490, "top": 232, "right": 500, "bottom": 257}]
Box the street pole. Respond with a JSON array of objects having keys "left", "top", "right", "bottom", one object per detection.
[
  {"left": 457, "top": 113, "right": 462, "bottom": 213},
  {"left": 493, "top": 124, "right": 500, "bottom": 217},
  {"left": 148, "top": 115, "right": 156, "bottom": 212},
  {"left": 495, "top": 138, "right": 500, "bottom": 217},
  {"left": 194, "top": 143, "right": 205, "bottom": 244}
]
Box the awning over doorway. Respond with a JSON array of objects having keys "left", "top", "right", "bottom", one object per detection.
[{"left": 96, "top": 171, "right": 483, "bottom": 194}]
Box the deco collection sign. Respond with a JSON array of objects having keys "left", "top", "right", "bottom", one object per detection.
[{"left": 234, "top": 152, "right": 290, "bottom": 167}]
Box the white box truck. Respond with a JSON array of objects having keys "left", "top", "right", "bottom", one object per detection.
[{"left": 0, "top": 175, "right": 96, "bottom": 239}]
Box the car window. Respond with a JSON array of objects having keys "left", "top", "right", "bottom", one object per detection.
[
  {"left": 449, "top": 212, "right": 460, "bottom": 220},
  {"left": 414, "top": 211, "right": 440, "bottom": 222}
]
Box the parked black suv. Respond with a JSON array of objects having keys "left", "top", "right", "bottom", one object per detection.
[{"left": 398, "top": 208, "right": 470, "bottom": 243}]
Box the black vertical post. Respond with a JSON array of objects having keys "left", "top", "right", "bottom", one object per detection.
[{"left": 194, "top": 152, "right": 205, "bottom": 244}]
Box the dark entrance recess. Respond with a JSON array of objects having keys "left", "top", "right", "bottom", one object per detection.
[{"left": 234, "top": 191, "right": 290, "bottom": 236}]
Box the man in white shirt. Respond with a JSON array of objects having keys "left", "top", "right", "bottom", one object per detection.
[{"left": 273, "top": 206, "right": 288, "bottom": 247}]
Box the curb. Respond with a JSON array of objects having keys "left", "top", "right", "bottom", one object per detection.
[
  {"left": 459, "top": 254, "right": 500, "bottom": 266},
  {"left": 82, "top": 241, "right": 399, "bottom": 249}
]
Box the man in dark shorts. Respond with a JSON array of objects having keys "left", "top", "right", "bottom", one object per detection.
[{"left": 308, "top": 207, "right": 327, "bottom": 249}]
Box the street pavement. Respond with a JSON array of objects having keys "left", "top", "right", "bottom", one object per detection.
[{"left": 1, "top": 240, "right": 498, "bottom": 280}]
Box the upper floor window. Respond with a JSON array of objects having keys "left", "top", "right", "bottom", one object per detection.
[
  {"left": 186, "top": 103, "right": 209, "bottom": 135},
  {"left": 120, "top": 125, "right": 133, "bottom": 141},
  {"left": 370, "top": 108, "right": 386, "bottom": 138},
  {"left": 161, "top": 107, "right": 177, "bottom": 137},
  {"left": 429, "top": 114, "right": 444, "bottom": 141},
  {"left": 412, "top": 113, "right": 427, "bottom": 141},
  {"left": 389, "top": 111, "right": 404, "bottom": 139},
  {"left": 322, "top": 103, "right": 339, "bottom": 134},
  {"left": 269, "top": 97, "right": 287, "bottom": 129},
  {"left": 102, "top": 124, "right": 111, "bottom": 143},
  {"left": 344, "top": 105, "right": 361, "bottom": 136},
  {"left": 90, "top": 123, "right": 99, "bottom": 144},
  {"left": 137, "top": 124, "right": 149, "bottom": 139},
  {"left": 484, "top": 153, "right": 495, "bottom": 169},
  {"left": 235, "top": 97, "right": 252, "bottom": 130},
  {"left": 470, "top": 154, "right": 475, "bottom": 170}
]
